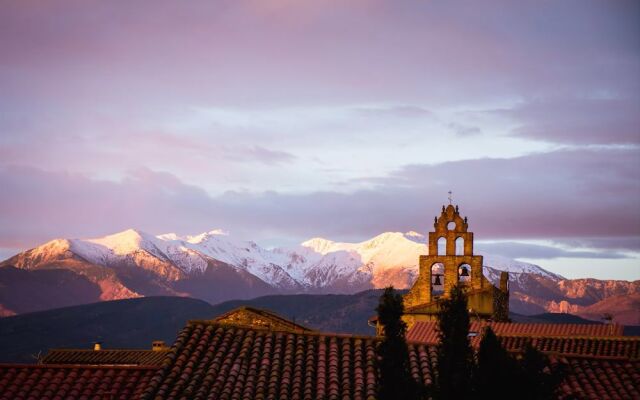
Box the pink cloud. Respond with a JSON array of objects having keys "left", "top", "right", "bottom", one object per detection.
[{"left": 1, "top": 147, "right": 638, "bottom": 251}]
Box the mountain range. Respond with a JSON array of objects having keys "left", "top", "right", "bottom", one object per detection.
[{"left": 1, "top": 229, "right": 638, "bottom": 324}]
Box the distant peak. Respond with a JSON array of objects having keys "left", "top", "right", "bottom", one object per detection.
[
  {"left": 301, "top": 237, "right": 335, "bottom": 253},
  {"left": 404, "top": 231, "right": 423, "bottom": 238},
  {"left": 37, "top": 238, "right": 72, "bottom": 251},
  {"left": 100, "top": 228, "right": 153, "bottom": 242},
  {"left": 157, "top": 232, "right": 180, "bottom": 241},
  {"left": 186, "top": 229, "right": 229, "bottom": 244},
  {"left": 403, "top": 231, "right": 425, "bottom": 243},
  {"left": 85, "top": 228, "right": 156, "bottom": 254}
]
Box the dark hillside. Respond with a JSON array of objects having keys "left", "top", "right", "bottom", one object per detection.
[
  {"left": 2, "top": 292, "right": 634, "bottom": 363},
  {"left": 0, "top": 266, "right": 101, "bottom": 315},
  {"left": 0, "top": 296, "right": 215, "bottom": 363}
]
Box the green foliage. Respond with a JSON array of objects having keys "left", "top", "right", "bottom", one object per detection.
[
  {"left": 476, "top": 332, "right": 566, "bottom": 399},
  {"left": 475, "top": 326, "right": 520, "bottom": 400},
  {"left": 375, "top": 286, "right": 423, "bottom": 400},
  {"left": 435, "top": 284, "right": 475, "bottom": 400},
  {"left": 518, "top": 343, "right": 566, "bottom": 400},
  {"left": 435, "top": 285, "right": 565, "bottom": 399}
]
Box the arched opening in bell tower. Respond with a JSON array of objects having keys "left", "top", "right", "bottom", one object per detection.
[
  {"left": 431, "top": 262, "right": 444, "bottom": 296},
  {"left": 458, "top": 263, "right": 471, "bottom": 284},
  {"left": 437, "top": 237, "right": 446, "bottom": 256},
  {"left": 455, "top": 237, "right": 464, "bottom": 255}
]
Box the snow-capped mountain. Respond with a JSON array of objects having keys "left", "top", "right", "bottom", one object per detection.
[
  {"left": 1, "top": 228, "right": 638, "bottom": 324},
  {"left": 25, "top": 228, "right": 554, "bottom": 291}
]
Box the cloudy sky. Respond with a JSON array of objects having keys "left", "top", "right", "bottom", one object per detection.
[{"left": 1, "top": 0, "right": 638, "bottom": 280}]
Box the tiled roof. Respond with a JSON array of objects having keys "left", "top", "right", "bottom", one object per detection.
[
  {"left": 499, "top": 336, "right": 640, "bottom": 359},
  {"left": 555, "top": 357, "right": 640, "bottom": 400},
  {"left": 407, "top": 321, "right": 624, "bottom": 343},
  {"left": 141, "top": 321, "right": 437, "bottom": 400},
  {"left": 407, "top": 321, "right": 639, "bottom": 359},
  {"left": 0, "top": 364, "right": 156, "bottom": 400},
  {"left": 41, "top": 349, "right": 170, "bottom": 366},
  {"left": 473, "top": 321, "right": 624, "bottom": 337},
  {"left": 139, "top": 321, "right": 640, "bottom": 400},
  {"left": 406, "top": 321, "right": 441, "bottom": 344}
]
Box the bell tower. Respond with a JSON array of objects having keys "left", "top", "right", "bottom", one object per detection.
[{"left": 404, "top": 203, "right": 485, "bottom": 308}]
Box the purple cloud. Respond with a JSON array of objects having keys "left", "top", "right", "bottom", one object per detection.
[
  {"left": 1, "top": 147, "right": 638, "bottom": 252},
  {"left": 0, "top": 0, "right": 638, "bottom": 281},
  {"left": 475, "top": 242, "right": 629, "bottom": 260},
  {"left": 501, "top": 97, "right": 640, "bottom": 144}
]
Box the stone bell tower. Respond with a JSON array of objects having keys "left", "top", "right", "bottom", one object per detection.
[{"left": 402, "top": 202, "right": 509, "bottom": 326}]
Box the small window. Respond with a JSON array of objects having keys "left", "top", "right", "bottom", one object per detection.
[{"left": 447, "top": 221, "right": 456, "bottom": 231}]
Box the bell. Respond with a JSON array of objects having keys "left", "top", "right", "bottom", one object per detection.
[
  {"left": 460, "top": 266, "right": 469, "bottom": 277},
  {"left": 433, "top": 275, "right": 442, "bottom": 286}
]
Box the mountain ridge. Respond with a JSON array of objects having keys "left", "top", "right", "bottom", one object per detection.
[{"left": 1, "top": 228, "right": 638, "bottom": 324}]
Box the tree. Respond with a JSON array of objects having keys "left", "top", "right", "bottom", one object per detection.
[
  {"left": 435, "top": 284, "right": 474, "bottom": 400},
  {"left": 376, "top": 286, "right": 422, "bottom": 400},
  {"left": 517, "top": 343, "right": 566, "bottom": 400},
  {"left": 475, "top": 326, "right": 519, "bottom": 400},
  {"left": 433, "top": 285, "right": 565, "bottom": 399},
  {"left": 476, "top": 329, "right": 566, "bottom": 399}
]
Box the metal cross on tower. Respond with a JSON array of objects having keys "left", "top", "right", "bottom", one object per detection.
[{"left": 448, "top": 190, "right": 453, "bottom": 205}]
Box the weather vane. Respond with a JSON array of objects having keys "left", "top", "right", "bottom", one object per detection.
[{"left": 448, "top": 190, "right": 453, "bottom": 205}]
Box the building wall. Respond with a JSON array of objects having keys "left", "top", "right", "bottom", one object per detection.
[{"left": 401, "top": 204, "right": 509, "bottom": 332}]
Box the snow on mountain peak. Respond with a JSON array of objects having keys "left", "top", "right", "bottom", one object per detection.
[
  {"left": 85, "top": 228, "right": 155, "bottom": 255},
  {"left": 186, "top": 229, "right": 229, "bottom": 244},
  {"left": 6, "top": 227, "right": 564, "bottom": 293},
  {"left": 301, "top": 237, "right": 336, "bottom": 254},
  {"left": 157, "top": 232, "right": 180, "bottom": 241},
  {"left": 403, "top": 231, "right": 426, "bottom": 243},
  {"left": 29, "top": 238, "right": 72, "bottom": 259}
]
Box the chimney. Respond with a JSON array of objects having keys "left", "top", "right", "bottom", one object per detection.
[
  {"left": 500, "top": 271, "right": 509, "bottom": 292},
  {"left": 93, "top": 342, "right": 102, "bottom": 351},
  {"left": 152, "top": 340, "right": 167, "bottom": 351}
]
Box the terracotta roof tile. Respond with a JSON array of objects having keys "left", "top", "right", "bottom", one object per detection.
[
  {"left": 41, "top": 349, "right": 170, "bottom": 366},
  {"left": 136, "top": 321, "right": 635, "bottom": 399},
  {"left": 407, "top": 321, "right": 639, "bottom": 359},
  {"left": 2, "top": 320, "right": 638, "bottom": 399},
  {"left": 141, "top": 321, "right": 435, "bottom": 400},
  {"left": 498, "top": 336, "right": 640, "bottom": 359},
  {"left": 407, "top": 321, "right": 624, "bottom": 343},
  {"left": 0, "top": 364, "right": 156, "bottom": 400},
  {"left": 554, "top": 357, "right": 640, "bottom": 400}
]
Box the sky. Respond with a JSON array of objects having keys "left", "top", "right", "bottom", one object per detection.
[{"left": 0, "top": 0, "right": 639, "bottom": 280}]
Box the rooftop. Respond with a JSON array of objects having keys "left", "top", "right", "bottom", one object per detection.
[
  {"left": 407, "top": 321, "right": 625, "bottom": 343},
  {"left": 138, "top": 320, "right": 639, "bottom": 400},
  {"left": 1, "top": 310, "right": 638, "bottom": 400},
  {"left": 41, "top": 349, "right": 170, "bottom": 367},
  {"left": 0, "top": 364, "right": 157, "bottom": 400}
]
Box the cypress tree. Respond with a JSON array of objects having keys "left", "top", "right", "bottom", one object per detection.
[
  {"left": 475, "top": 326, "right": 518, "bottom": 399},
  {"left": 518, "top": 343, "right": 566, "bottom": 400},
  {"left": 435, "top": 284, "right": 474, "bottom": 400},
  {"left": 476, "top": 330, "right": 565, "bottom": 399},
  {"left": 376, "top": 286, "right": 422, "bottom": 400}
]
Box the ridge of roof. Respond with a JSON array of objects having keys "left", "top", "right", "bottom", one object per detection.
[
  {"left": 212, "top": 306, "right": 314, "bottom": 331},
  {"left": 41, "top": 348, "right": 170, "bottom": 366},
  {"left": 0, "top": 363, "right": 158, "bottom": 370},
  {"left": 187, "top": 319, "right": 383, "bottom": 343}
]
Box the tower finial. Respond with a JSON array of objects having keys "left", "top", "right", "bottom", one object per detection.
[{"left": 448, "top": 190, "right": 453, "bottom": 205}]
